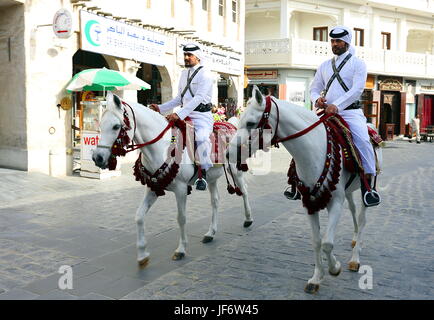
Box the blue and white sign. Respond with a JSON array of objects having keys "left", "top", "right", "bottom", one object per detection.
[
  {"left": 80, "top": 10, "right": 168, "bottom": 66},
  {"left": 176, "top": 39, "right": 243, "bottom": 76}
]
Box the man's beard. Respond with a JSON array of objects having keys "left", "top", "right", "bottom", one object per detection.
[{"left": 332, "top": 46, "right": 347, "bottom": 55}]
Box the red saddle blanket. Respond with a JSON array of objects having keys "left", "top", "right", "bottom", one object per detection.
[
  {"left": 326, "top": 114, "right": 382, "bottom": 173},
  {"left": 183, "top": 119, "right": 237, "bottom": 164}
]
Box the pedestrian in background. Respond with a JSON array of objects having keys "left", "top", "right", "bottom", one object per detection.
[{"left": 410, "top": 114, "right": 421, "bottom": 144}]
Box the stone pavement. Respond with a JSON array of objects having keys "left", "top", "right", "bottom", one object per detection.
[{"left": 0, "top": 141, "right": 433, "bottom": 300}]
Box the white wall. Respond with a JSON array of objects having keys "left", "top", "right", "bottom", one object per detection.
[
  {"left": 407, "top": 30, "right": 433, "bottom": 54},
  {"left": 294, "top": 12, "right": 336, "bottom": 41},
  {"left": 245, "top": 11, "right": 280, "bottom": 40},
  {"left": 0, "top": 3, "right": 27, "bottom": 170}
]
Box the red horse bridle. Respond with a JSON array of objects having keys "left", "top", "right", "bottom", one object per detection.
[
  {"left": 97, "top": 101, "right": 177, "bottom": 170},
  {"left": 259, "top": 96, "right": 334, "bottom": 145}
]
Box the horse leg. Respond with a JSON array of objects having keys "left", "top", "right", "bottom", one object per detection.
[
  {"left": 231, "top": 164, "right": 253, "bottom": 227},
  {"left": 305, "top": 212, "right": 324, "bottom": 294},
  {"left": 203, "top": 180, "right": 219, "bottom": 243},
  {"left": 135, "top": 188, "right": 158, "bottom": 267},
  {"left": 346, "top": 192, "right": 358, "bottom": 248},
  {"left": 173, "top": 187, "right": 188, "bottom": 260},
  {"left": 348, "top": 205, "right": 367, "bottom": 272},
  {"left": 322, "top": 197, "right": 345, "bottom": 277}
]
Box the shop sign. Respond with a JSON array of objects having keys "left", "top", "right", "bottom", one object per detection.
[
  {"left": 60, "top": 97, "right": 72, "bottom": 110},
  {"left": 378, "top": 77, "right": 403, "bottom": 91},
  {"left": 81, "top": 132, "right": 100, "bottom": 161},
  {"left": 176, "top": 39, "right": 243, "bottom": 76},
  {"left": 80, "top": 10, "right": 168, "bottom": 66},
  {"left": 421, "top": 85, "right": 434, "bottom": 91},
  {"left": 246, "top": 70, "right": 278, "bottom": 80},
  {"left": 420, "top": 84, "right": 434, "bottom": 92},
  {"left": 53, "top": 9, "right": 73, "bottom": 39}
]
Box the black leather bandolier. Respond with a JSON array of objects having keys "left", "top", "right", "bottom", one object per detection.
[
  {"left": 181, "top": 66, "right": 212, "bottom": 112},
  {"left": 323, "top": 53, "right": 361, "bottom": 110}
]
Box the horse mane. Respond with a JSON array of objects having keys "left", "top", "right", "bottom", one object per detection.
[
  {"left": 247, "top": 95, "right": 320, "bottom": 128},
  {"left": 105, "top": 96, "right": 168, "bottom": 128},
  {"left": 275, "top": 98, "right": 320, "bottom": 125}
]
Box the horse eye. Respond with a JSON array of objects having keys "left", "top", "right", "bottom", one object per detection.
[{"left": 113, "top": 124, "right": 121, "bottom": 130}]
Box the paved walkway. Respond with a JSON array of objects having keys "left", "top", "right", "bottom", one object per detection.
[{"left": 0, "top": 141, "right": 433, "bottom": 300}]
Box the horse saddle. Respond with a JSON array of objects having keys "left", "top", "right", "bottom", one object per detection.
[
  {"left": 325, "top": 114, "right": 383, "bottom": 174},
  {"left": 183, "top": 118, "right": 237, "bottom": 166}
]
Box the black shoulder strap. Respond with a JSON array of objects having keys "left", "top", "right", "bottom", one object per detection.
[
  {"left": 323, "top": 53, "right": 352, "bottom": 96},
  {"left": 181, "top": 66, "right": 204, "bottom": 102}
]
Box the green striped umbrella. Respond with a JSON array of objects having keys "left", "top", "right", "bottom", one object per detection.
[{"left": 66, "top": 68, "right": 151, "bottom": 92}]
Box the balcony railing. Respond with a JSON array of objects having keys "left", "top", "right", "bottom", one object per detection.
[{"left": 246, "top": 38, "right": 434, "bottom": 79}]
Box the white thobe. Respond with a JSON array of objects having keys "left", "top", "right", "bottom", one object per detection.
[
  {"left": 159, "top": 64, "right": 214, "bottom": 171},
  {"left": 411, "top": 117, "right": 421, "bottom": 142},
  {"left": 310, "top": 51, "right": 376, "bottom": 175}
]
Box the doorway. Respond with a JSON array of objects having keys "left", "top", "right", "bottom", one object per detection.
[
  {"left": 380, "top": 91, "right": 401, "bottom": 139},
  {"left": 137, "top": 64, "right": 162, "bottom": 105}
]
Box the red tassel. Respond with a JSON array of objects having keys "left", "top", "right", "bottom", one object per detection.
[
  {"left": 227, "top": 185, "right": 235, "bottom": 194},
  {"left": 108, "top": 156, "right": 117, "bottom": 171},
  {"left": 235, "top": 187, "right": 243, "bottom": 196},
  {"left": 240, "top": 164, "right": 249, "bottom": 172}
]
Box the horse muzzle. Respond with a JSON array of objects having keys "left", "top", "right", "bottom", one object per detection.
[{"left": 92, "top": 149, "right": 109, "bottom": 169}]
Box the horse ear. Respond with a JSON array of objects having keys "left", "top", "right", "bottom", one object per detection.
[
  {"left": 107, "top": 91, "right": 121, "bottom": 109},
  {"left": 253, "top": 85, "right": 263, "bottom": 105},
  {"left": 113, "top": 94, "right": 122, "bottom": 109}
]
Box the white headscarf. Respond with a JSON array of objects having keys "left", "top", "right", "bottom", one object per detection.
[
  {"left": 183, "top": 43, "right": 204, "bottom": 62},
  {"left": 329, "top": 25, "right": 356, "bottom": 56}
]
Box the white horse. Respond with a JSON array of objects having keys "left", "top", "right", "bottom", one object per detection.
[
  {"left": 228, "top": 86, "right": 382, "bottom": 293},
  {"left": 93, "top": 92, "right": 253, "bottom": 265}
]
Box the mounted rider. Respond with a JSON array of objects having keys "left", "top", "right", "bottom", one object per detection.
[
  {"left": 150, "top": 43, "right": 214, "bottom": 191},
  {"left": 310, "top": 25, "right": 381, "bottom": 207}
]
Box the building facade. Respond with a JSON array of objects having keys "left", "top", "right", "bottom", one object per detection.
[
  {"left": 245, "top": 0, "right": 434, "bottom": 140},
  {"left": 0, "top": 0, "right": 245, "bottom": 175}
]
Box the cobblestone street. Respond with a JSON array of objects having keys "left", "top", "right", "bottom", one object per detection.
[{"left": 0, "top": 141, "right": 433, "bottom": 300}]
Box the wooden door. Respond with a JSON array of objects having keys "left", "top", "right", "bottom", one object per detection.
[{"left": 400, "top": 92, "right": 406, "bottom": 135}]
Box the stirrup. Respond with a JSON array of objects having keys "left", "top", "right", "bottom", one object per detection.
[
  {"left": 363, "top": 190, "right": 381, "bottom": 207},
  {"left": 284, "top": 186, "right": 301, "bottom": 200},
  {"left": 195, "top": 178, "right": 208, "bottom": 191}
]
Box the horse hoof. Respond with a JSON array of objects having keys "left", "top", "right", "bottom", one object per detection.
[
  {"left": 202, "top": 236, "right": 214, "bottom": 243},
  {"left": 243, "top": 220, "right": 253, "bottom": 228},
  {"left": 304, "top": 283, "right": 320, "bottom": 294},
  {"left": 138, "top": 257, "right": 150, "bottom": 268},
  {"left": 351, "top": 241, "right": 357, "bottom": 248},
  {"left": 172, "top": 252, "right": 185, "bottom": 261},
  {"left": 329, "top": 265, "right": 342, "bottom": 277},
  {"left": 348, "top": 261, "right": 360, "bottom": 272}
]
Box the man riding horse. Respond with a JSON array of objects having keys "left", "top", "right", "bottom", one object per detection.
[
  {"left": 310, "top": 25, "right": 381, "bottom": 207},
  {"left": 150, "top": 43, "right": 214, "bottom": 191}
]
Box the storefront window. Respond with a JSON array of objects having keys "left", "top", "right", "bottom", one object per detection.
[{"left": 72, "top": 50, "right": 109, "bottom": 148}]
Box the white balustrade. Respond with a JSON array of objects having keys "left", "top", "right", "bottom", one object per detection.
[
  {"left": 246, "top": 38, "right": 434, "bottom": 78},
  {"left": 426, "top": 54, "right": 434, "bottom": 77},
  {"left": 385, "top": 51, "right": 426, "bottom": 77},
  {"left": 245, "top": 39, "right": 291, "bottom": 65},
  {"left": 356, "top": 46, "right": 385, "bottom": 73},
  {"left": 291, "top": 39, "right": 331, "bottom": 67}
]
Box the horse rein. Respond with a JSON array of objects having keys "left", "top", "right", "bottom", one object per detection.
[
  {"left": 255, "top": 96, "right": 334, "bottom": 146},
  {"left": 97, "top": 100, "right": 175, "bottom": 153}
]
